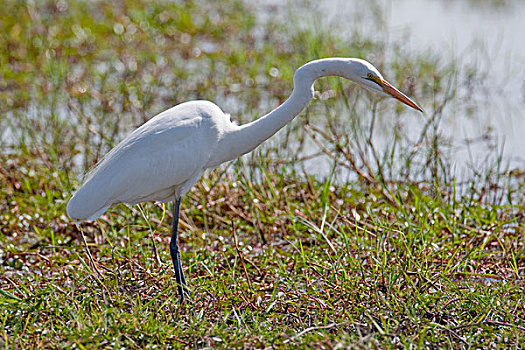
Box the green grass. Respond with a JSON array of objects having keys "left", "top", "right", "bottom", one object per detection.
[
  {"left": 1, "top": 0, "right": 524, "bottom": 348},
  {"left": 1, "top": 151, "right": 524, "bottom": 348}
]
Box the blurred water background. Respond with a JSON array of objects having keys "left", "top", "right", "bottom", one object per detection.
[
  {"left": 2, "top": 0, "right": 523, "bottom": 200},
  {"left": 258, "top": 0, "right": 524, "bottom": 178}
]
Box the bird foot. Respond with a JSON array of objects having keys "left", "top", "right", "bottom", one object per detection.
[{"left": 177, "top": 285, "right": 191, "bottom": 303}]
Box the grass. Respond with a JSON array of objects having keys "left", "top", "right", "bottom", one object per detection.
[{"left": 1, "top": 0, "right": 524, "bottom": 348}]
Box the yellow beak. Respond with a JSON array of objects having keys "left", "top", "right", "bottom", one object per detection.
[{"left": 381, "top": 79, "right": 424, "bottom": 112}]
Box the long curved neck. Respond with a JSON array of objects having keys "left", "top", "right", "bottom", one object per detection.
[{"left": 210, "top": 58, "right": 356, "bottom": 166}]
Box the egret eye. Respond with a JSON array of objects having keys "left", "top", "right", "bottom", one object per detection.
[{"left": 365, "top": 73, "right": 382, "bottom": 87}]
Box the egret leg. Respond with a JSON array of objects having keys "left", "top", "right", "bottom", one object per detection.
[{"left": 170, "top": 198, "right": 189, "bottom": 301}]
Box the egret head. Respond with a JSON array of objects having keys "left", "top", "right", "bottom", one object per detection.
[{"left": 349, "top": 59, "right": 423, "bottom": 112}]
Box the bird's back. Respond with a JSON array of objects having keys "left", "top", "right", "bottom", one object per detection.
[{"left": 67, "top": 100, "right": 229, "bottom": 221}]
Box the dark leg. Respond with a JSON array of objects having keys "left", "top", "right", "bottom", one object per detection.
[{"left": 170, "top": 197, "right": 189, "bottom": 301}]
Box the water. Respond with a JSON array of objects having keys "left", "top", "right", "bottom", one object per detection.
[
  {"left": 4, "top": 0, "right": 522, "bottom": 193},
  {"left": 256, "top": 0, "right": 525, "bottom": 174},
  {"left": 387, "top": 0, "right": 525, "bottom": 170}
]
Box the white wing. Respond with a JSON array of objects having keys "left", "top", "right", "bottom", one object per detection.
[{"left": 67, "top": 101, "right": 228, "bottom": 220}]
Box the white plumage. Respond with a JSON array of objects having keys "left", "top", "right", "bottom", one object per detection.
[
  {"left": 66, "top": 58, "right": 422, "bottom": 301},
  {"left": 67, "top": 101, "right": 229, "bottom": 220}
]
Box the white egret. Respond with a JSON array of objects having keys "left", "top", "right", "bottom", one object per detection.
[{"left": 67, "top": 58, "right": 423, "bottom": 301}]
